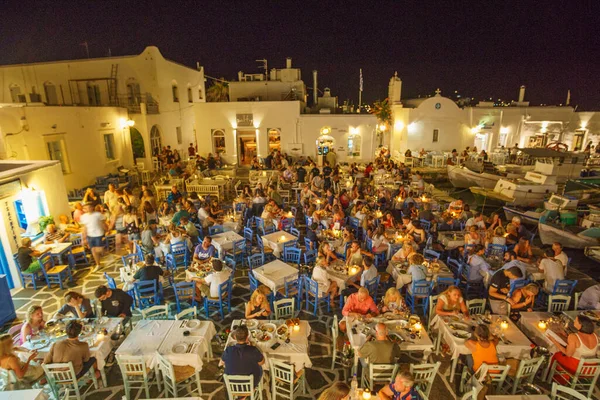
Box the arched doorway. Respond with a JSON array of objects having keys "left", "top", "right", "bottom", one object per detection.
[
  {"left": 129, "top": 127, "right": 145, "bottom": 162},
  {"left": 150, "top": 125, "right": 162, "bottom": 156}
]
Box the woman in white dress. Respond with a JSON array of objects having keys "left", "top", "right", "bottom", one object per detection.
[{"left": 312, "top": 257, "right": 338, "bottom": 301}]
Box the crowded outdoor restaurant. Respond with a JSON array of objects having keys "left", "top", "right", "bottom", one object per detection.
[{"left": 2, "top": 146, "right": 599, "bottom": 400}]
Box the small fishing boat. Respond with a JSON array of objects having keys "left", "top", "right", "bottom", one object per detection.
[
  {"left": 585, "top": 247, "right": 600, "bottom": 263},
  {"left": 538, "top": 209, "right": 600, "bottom": 249},
  {"left": 503, "top": 194, "right": 582, "bottom": 226}
]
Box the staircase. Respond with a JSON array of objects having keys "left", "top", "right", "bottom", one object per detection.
[{"left": 108, "top": 64, "right": 119, "bottom": 106}]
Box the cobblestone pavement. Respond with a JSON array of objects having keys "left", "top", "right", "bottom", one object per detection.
[{"left": 5, "top": 251, "right": 599, "bottom": 399}]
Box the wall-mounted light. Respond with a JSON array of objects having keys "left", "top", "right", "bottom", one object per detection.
[
  {"left": 350, "top": 127, "right": 359, "bottom": 135},
  {"left": 407, "top": 122, "right": 417, "bottom": 133},
  {"left": 320, "top": 126, "right": 331, "bottom": 135},
  {"left": 500, "top": 127, "right": 509, "bottom": 134},
  {"left": 581, "top": 121, "right": 588, "bottom": 129},
  {"left": 471, "top": 126, "right": 480, "bottom": 134},
  {"left": 378, "top": 124, "right": 387, "bottom": 131},
  {"left": 394, "top": 121, "right": 404, "bottom": 131},
  {"left": 119, "top": 118, "right": 135, "bottom": 129}
]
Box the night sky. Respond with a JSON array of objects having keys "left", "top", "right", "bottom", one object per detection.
[{"left": 2, "top": 1, "right": 599, "bottom": 109}]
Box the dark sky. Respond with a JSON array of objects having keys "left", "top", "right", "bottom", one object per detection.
[{"left": 2, "top": 1, "right": 599, "bottom": 109}]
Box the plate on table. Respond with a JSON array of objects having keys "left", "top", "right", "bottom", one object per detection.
[
  {"left": 30, "top": 339, "right": 50, "bottom": 350},
  {"left": 172, "top": 343, "right": 189, "bottom": 354},
  {"left": 257, "top": 332, "right": 272, "bottom": 343},
  {"left": 383, "top": 312, "right": 398, "bottom": 320},
  {"left": 260, "top": 323, "right": 277, "bottom": 334},
  {"left": 452, "top": 330, "right": 471, "bottom": 340},
  {"left": 246, "top": 320, "right": 259, "bottom": 329},
  {"left": 276, "top": 324, "right": 288, "bottom": 337},
  {"left": 388, "top": 332, "right": 404, "bottom": 344},
  {"left": 582, "top": 311, "right": 600, "bottom": 321},
  {"left": 185, "top": 320, "right": 200, "bottom": 329},
  {"left": 448, "top": 322, "right": 470, "bottom": 331}
]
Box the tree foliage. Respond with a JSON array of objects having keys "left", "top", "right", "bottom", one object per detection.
[
  {"left": 206, "top": 79, "right": 229, "bottom": 102},
  {"left": 370, "top": 98, "right": 392, "bottom": 128}
]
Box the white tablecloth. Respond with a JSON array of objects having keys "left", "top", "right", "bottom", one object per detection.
[
  {"left": 116, "top": 319, "right": 214, "bottom": 370},
  {"left": 386, "top": 260, "right": 453, "bottom": 289},
  {"left": 262, "top": 231, "right": 297, "bottom": 257},
  {"left": 252, "top": 260, "right": 299, "bottom": 292},
  {"left": 227, "top": 320, "right": 311, "bottom": 371},
  {"left": 211, "top": 231, "right": 244, "bottom": 260},
  {"left": 518, "top": 312, "right": 560, "bottom": 352},
  {"left": 0, "top": 389, "right": 48, "bottom": 400},
  {"left": 438, "top": 232, "right": 465, "bottom": 249},
  {"left": 325, "top": 260, "right": 359, "bottom": 290}
]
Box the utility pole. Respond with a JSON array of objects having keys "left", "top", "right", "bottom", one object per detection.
[
  {"left": 256, "top": 59, "right": 268, "bottom": 80},
  {"left": 80, "top": 42, "right": 90, "bottom": 58}
]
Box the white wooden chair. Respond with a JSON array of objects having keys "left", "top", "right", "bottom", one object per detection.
[
  {"left": 141, "top": 304, "right": 169, "bottom": 319},
  {"left": 156, "top": 352, "right": 202, "bottom": 397},
  {"left": 503, "top": 356, "right": 543, "bottom": 395},
  {"left": 361, "top": 363, "right": 399, "bottom": 391},
  {"left": 427, "top": 294, "right": 439, "bottom": 331},
  {"left": 466, "top": 298, "right": 486, "bottom": 315},
  {"left": 551, "top": 382, "right": 589, "bottom": 400},
  {"left": 0, "top": 367, "right": 28, "bottom": 390},
  {"left": 175, "top": 306, "right": 198, "bottom": 320},
  {"left": 547, "top": 295, "right": 571, "bottom": 313},
  {"left": 573, "top": 291, "right": 581, "bottom": 310},
  {"left": 269, "top": 360, "right": 307, "bottom": 399},
  {"left": 116, "top": 355, "right": 153, "bottom": 400},
  {"left": 43, "top": 362, "right": 98, "bottom": 400},
  {"left": 460, "top": 364, "right": 510, "bottom": 395},
  {"left": 417, "top": 388, "right": 429, "bottom": 400},
  {"left": 273, "top": 298, "right": 295, "bottom": 320},
  {"left": 460, "top": 387, "right": 478, "bottom": 400},
  {"left": 548, "top": 357, "right": 600, "bottom": 399},
  {"left": 330, "top": 315, "right": 350, "bottom": 379},
  {"left": 223, "top": 374, "right": 263, "bottom": 400},
  {"left": 410, "top": 361, "right": 441, "bottom": 397}
]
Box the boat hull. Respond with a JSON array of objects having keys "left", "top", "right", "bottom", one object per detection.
[
  {"left": 503, "top": 207, "right": 540, "bottom": 226},
  {"left": 470, "top": 186, "right": 549, "bottom": 208},
  {"left": 447, "top": 165, "right": 501, "bottom": 189},
  {"left": 585, "top": 247, "right": 600, "bottom": 263},
  {"left": 538, "top": 222, "right": 599, "bottom": 249}
]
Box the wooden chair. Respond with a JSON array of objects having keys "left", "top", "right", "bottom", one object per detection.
[
  {"left": 303, "top": 276, "right": 330, "bottom": 315},
  {"left": 116, "top": 355, "right": 153, "bottom": 400},
  {"left": 43, "top": 361, "right": 98, "bottom": 400},
  {"left": 38, "top": 252, "right": 73, "bottom": 290},
  {"left": 140, "top": 304, "right": 169, "bottom": 319},
  {"left": 175, "top": 306, "right": 198, "bottom": 320},
  {"left": 269, "top": 360, "right": 307, "bottom": 400},
  {"left": 223, "top": 374, "right": 263, "bottom": 400},
  {"left": 204, "top": 279, "right": 232, "bottom": 319},
  {"left": 551, "top": 382, "right": 590, "bottom": 400},
  {"left": 13, "top": 254, "right": 45, "bottom": 290},
  {"left": 547, "top": 295, "right": 571, "bottom": 313},
  {"left": 548, "top": 357, "right": 600, "bottom": 399},
  {"left": 361, "top": 363, "right": 399, "bottom": 391},
  {"left": 466, "top": 298, "right": 487, "bottom": 315},
  {"left": 156, "top": 353, "right": 202, "bottom": 397},
  {"left": 273, "top": 298, "right": 295, "bottom": 320},
  {"left": 460, "top": 363, "right": 510, "bottom": 395},
  {"left": 503, "top": 356, "right": 543, "bottom": 395},
  {"left": 174, "top": 281, "right": 197, "bottom": 313},
  {"left": 410, "top": 361, "right": 441, "bottom": 397}
]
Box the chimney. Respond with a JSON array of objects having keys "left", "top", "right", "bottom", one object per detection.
[
  {"left": 518, "top": 85, "right": 526, "bottom": 102},
  {"left": 238, "top": 71, "right": 244, "bottom": 81},
  {"left": 566, "top": 89, "right": 571, "bottom": 106},
  {"left": 313, "top": 70, "right": 318, "bottom": 106},
  {"left": 286, "top": 57, "right": 292, "bottom": 69}
]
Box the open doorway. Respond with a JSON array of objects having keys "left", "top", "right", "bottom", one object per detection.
[{"left": 237, "top": 130, "right": 256, "bottom": 166}]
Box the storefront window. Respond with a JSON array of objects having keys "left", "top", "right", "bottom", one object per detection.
[
  {"left": 268, "top": 128, "right": 281, "bottom": 152},
  {"left": 348, "top": 135, "right": 361, "bottom": 157},
  {"left": 212, "top": 129, "right": 226, "bottom": 154}
]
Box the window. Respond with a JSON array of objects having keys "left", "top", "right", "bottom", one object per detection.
[
  {"left": 212, "top": 129, "right": 226, "bottom": 154},
  {"left": 498, "top": 131, "right": 508, "bottom": 147},
  {"left": 172, "top": 84, "right": 179, "bottom": 102},
  {"left": 44, "top": 83, "right": 58, "bottom": 105},
  {"left": 10, "top": 84, "right": 24, "bottom": 103},
  {"left": 433, "top": 129, "right": 439, "bottom": 143},
  {"left": 187, "top": 87, "right": 193, "bottom": 103},
  {"left": 29, "top": 87, "right": 42, "bottom": 103},
  {"left": 268, "top": 128, "right": 281, "bottom": 152},
  {"left": 176, "top": 126, "right": 182, "bottom": 145},
  {"left": 87, "top": 83, "right": 101, "bottom": 105},
  {"left": 126, "top": 81, "right": 141, "bottom": 105},
  {"left": 46, "top": 139, "right": 70, "bottom": 173},
  {"left": 103, "top": 134, "right": 116, "bottom": 160},
  {"left": 348, "top": 135, "right": 361, "bottom": 157},
  {"left": 198, "top": 88, "right": 203, "bottom": 100}
]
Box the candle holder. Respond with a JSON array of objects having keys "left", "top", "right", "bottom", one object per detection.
[
  {"left": 538, "top": 320, "right": 547, "bottom": 330},
  {"left": 362, "top": 388, "right": 372, "bottom": 399},
  {"left": 293, "top": 322, "right": 300, "bottom": 332},
  {"left": 500, "top": 320, "right": 509, "bottom": 330}
]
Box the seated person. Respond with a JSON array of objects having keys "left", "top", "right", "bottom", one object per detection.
[
  {"left": 438, "top": 216, "right": 461, "bottom": 231},
  {"left": 358, "top": 323, "right": 401, "bottom": 364},
  {"left": 0, "top": 334, "right": 43, "bottom": 385},
  {"left": 552, "top": 242, "right": 569, "bottom": 273},
  {"left": 245, "top": 289, "right": 272, "bottom": 320},
  {"left": 407, "top": 220, "right": 426, "bottom": 246},
  {"left": 538, "top": 247, "right": 564, "bottom": 292},
  {"left": 487, "top": 267, "right": 523, "bottom": 314},
  {"left": 548, "top": 315, "right": 598, "bottom": 374},
  {"left": 499, "top": 251, "right": 528, "bottom": 278},
  {"left": 220, "top": 326, "right": 265, "bottom": 386},
  {"left": 406, "top": 253, "right": 427, "bottom": 292},
  {"left": 579, "top": 284, "right": 600, "bottom": 310},
  {"left": 17, "top": 238, "right": 45, "bottom": 274},
  {"left": 312, "top": 257, "right": 339, "bottom": 301},
  {"left": 21, "top": 306, "right": 45, "bottom": 344},
  {"left": 305, "top": 222, "right": 320, "bottom": 250},
  {"left": 342, "top": 256, "right": 378, "bottom": 297},
  {"left": 392, "top": 241, "right": 416, "bottom": 261},
  {"left": 197, "top": 202, "right": 217, "bottom": 229},
  {"left": 465, "top": 211, "right": 486, "bottom": 230},
  {"left": 318, "top": 242, "right": 338, "bottom": 266},
  {"left": 379, "top": 287, "right": 406, "bottom": 314},
  {"left": 371, "top": 225, "right": 390, "bottom": 253},
  {"left": 505, "top": 223, "right": 519, "bottom": 246},
  {"left": 57, "top": 214, "right": 80, "bottom": 233},
  {"left": 341, "top": 287, "right": 379, "bottom": 322},
  {"left": 55, "top": 292, "right": 95, "bottom": 319},
  {"left": 43, "top": 320, "right": 99, "bottom": 379},
  {"left": 345, "top": 240, "right": 368, "bottom": 267},
  {"left": 466, "top": 244, "right": 492, "bottom": 283},
  {"left": 465, "top": 325, "right": 499, "bottom": 373},
  {"left": 513, "top": 237, "right": 534, "bottom": 263},
  {"left": 133, "top": 254, "right": 166, "bottom": 284},
  {"left": 507, "top": 283, "right": 539, "bottom": 312},
  {"left": 44, "top": 223, "right": 70, "bottom": 244},
  {"left": 464, "top": 225, "right": 482, "bottom": 246},
  {"left": 94, "top": 285, "right": 133, "bottom": 318},
  {"left": 193, "top": 237, "right": 216, "bottom": 263},
  {"left": 378, "top": 371, "right": 421, "bottom": 400},
  {"left": 191, "top": 259, "right": 230, "bottom": 300},
  {"left": 318, "top": 382, "right": 350, "bottom": 400},
  {"left": 179, "top": 216, "right": 199, "bottom": 246},
  {"left": 435, "top": 286, "right": 470, "bottom": 318}
]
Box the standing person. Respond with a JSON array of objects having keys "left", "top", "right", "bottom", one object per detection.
[
  {"left": 80, "top": 203, "right": 107, "bottom": 272},
  {"left": 220, "top": 326, "right": 265, "bottom": 387},
  {"left": 325, "top": 147, "right": 337, "bottom": 167},
  {"left": 188, "top": 143, "right": 196, "bottom": 157},
  {"left": 103, "top": 183, "right": 118, "bottom": 211},
  {"left": 552, "top": 242, "right": 569, "bottom": 272}
]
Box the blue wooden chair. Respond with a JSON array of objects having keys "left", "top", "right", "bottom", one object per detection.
[
  {"left": 68, "top": 233, "right": 89, "bottom": 266},
  {"left": 435, "top": 276, "right": 460, "bottom": 294},
  {"left": 507, "top": 278, "right": 530, "bottom": 298},
  {"left": 538, "top": 279, "right": 578, "bottom": 308},
  {"left": 459, "top": 263, "right": 487, "bottom": 298},
  {"left": 121, "top": 253, "right": 139, "bottom": 268},
  {"left": 290, "top": 227, "right": 300, "bottom": 238},
  {"left": 364, "top": 275, "right": 381, "bottom": 303},
  {"left": 225, "top": 239, "right": 246, "bottom": 271},
  {"left": 243, "top": 227, "right": 254, "bottom": 248},
  {"left": 283, "top": 247, "right": 302, "bottom": 265},
  {"left": 337, "top": 241, "right": 352, "bottom": 260},
  {"left": 281, "top": 218, "right": 295, "bottom": 232},
  {"left": 446, "top": 257, "right": 462, "bottom": 278},
  {"left": 283, "top": 240, "right": 298, "bottom": 250},
  {"left": 406, "top": 280, "right": 433, "bottom": 315},
  {"left": 304, "top": 237, "right": 316, "bottom": 251},
  {"left": 303, "top": 249, "right": 317, "bottom": 265},
  {"left": 38, "top": 252, "right": 72, "bottom": 290},
  {"left": 485, "top": 244, "right": 506, "bottom": 259},
  {"left": 365, "top": 237, "right": 386, "bottom": 268},
  {"left": 249, "top": 272, "right": 259, "bottom": 292},
  {"left": 247, "top": 253, "right": 265, "bottom": 272},
  {"left": 133, "top": 242, "right": 145, "bottom": 260},
  {"left": 277, "top": 275, "right": 303, "bottom": 307},
  {"left": 103, "top": 272, "right": 117, "bottom": 289},
  {"left": 204, "top": 279, "right": 232, "bottom": 319},
  {"left": 257, "top": 236, "right": 276, "bottom": 262},
  {"left": 134, "top": 279, "right": 161, "bottom": 309},
  {"left": 420, "top": 219, "right": 431, "bottom": 233},
  {"left": 303, "top": 276, "right": 330, "bottom": 315},
  {"left": 165, "top": 253, "right": 178, "bottom": 274},
  {"left": 13, "top": 254, "right": 45, "bottom": 290},
  {"left": 170, "top": 242, "right": 189, "bottom": 269},
  {"left": 174, "top": 281, "right": 197, "bottom": 313},
  {"left": 349, "top": 217, "right": 360, "bottom": 230},
  {"left": 423, "top": 249, "right": 441, "bottom": 261},
  {"left": 208, "top": 225, "right": 224, "bottom": 235}
]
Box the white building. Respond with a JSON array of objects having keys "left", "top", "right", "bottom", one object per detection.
[
  {"left": 0, "top": 160, "right": 70, "bottom": 289},
  {"left": 0, "top": 46, "right": 206, "bottom": 183}
]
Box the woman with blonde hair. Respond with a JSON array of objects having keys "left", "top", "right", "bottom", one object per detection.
[
  {"left": 435, "top": 286, "right": 470, "bottom": 318},
  {"left": 380, "top": 287, "right": 405, "bottom": 313},
  {"left": 492, "top": 226, "right": 507, "bottom": 246},
  {"left": 245, "top": 289, "right": 272, "bottom": 320},
  {"left": 0, "top": 334, "right": 43, "bottom": 385},
  {"left": 318, "top": 381, "right": 350, "bottom": 400},
  {"left": 391, "top": 240, "right": 416, "bottom": 261},
  {"left": 507, "top": 283, "right": 539, "bottom": 312},
  {"left": 20, "top": 305, "right": 45, "bottom": 344}
]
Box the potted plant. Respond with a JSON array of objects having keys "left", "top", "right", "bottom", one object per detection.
[{"left": 38, "top": 216, "right": 55, "bottom": 232}]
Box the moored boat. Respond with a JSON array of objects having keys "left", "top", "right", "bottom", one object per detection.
[
  {"left": 585, "top": 246, "right": 600, "bottom": 263},
  {"left": 447, "top": 164, "right": 523, "bottom": 189},
  {"left": 538, "top": 222, "right": 600, "bottom": 248}
]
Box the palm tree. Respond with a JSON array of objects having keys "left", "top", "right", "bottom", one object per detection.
[
  {"left": 370, "top": 98, "right": 392, "bottom": 128},
  {"left": 206, "top": 78, "right": 229, "bottom": 102}
]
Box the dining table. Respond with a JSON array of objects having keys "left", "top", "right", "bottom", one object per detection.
[
  {"left": 210, "top": 231, "right": 244, "bottom": 260},
  {"left": 252, "top": 259, "right": 300, "bottom": 292},
  {"left": 436, "top": 314, "right": 532, "bottom": 383},
  {"left": 226, "top": 319, "right": 311, "bottom": 371},
  {"left": 20, "top": 317, "right": 122, "bottom": 387},
  {"left": 262, "top": 231, "right": 297, "bottom": 257},
  {"left": 0, "top": 389, "right": 48, "bottom": 400},
  {"left": 386, "top": 259, "right": 454, "bottom": 289},
  {"left": 325, "top": 260, "right": 361, "bottom": 290},
  {"left": 438, "top": 231, "right": 465, "bottom": 249},
  {"left": 35, "top": 242, "right": 73, "bottom": 265}
]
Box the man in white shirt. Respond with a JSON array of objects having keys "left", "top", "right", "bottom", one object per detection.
[
  {"left": 192, "top": 259, "right": 230, "bottom": 299},
  {"left": 103, "top": 184, "right": 118, "bottom": 210},
  {"left": 552, "top": 242, "right": 569, "bottom": 273},
  {"left": 466, "top": 211, "right": 486, "bottom": 230},
  {"left": 341, "top": 256, "right": 378, "bottom": 297},
  {"left": 80, "top": 203, "right": 107, "bottom": 272},
  {"left": 579, "top": 284, "right": 600, "bottom": 310},
  {"left": 311, "top": 257, "right": 338, "bottom": 300},
  {"left": 467, "top": 245, "right": 492, "bottom": 283},
  {"left": 539, "top": 248, "right": 565, "bottom": 292},
  {"left": 197, "top": 203, "right": 216, "bottom": 228}
]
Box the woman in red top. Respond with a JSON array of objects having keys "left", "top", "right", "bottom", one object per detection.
[{"left": 382, "top": 212, "right": 396, "bottom": 229}]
